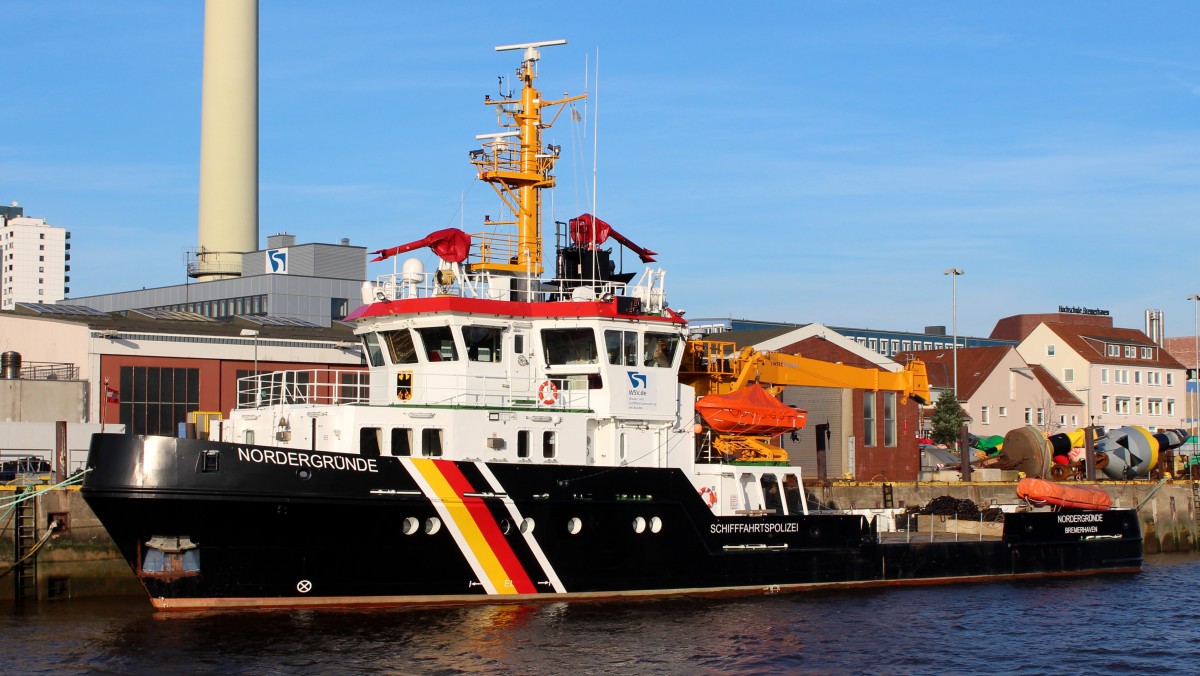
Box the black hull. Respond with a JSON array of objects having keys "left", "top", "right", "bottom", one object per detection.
[{"left": 81, "top": 434, "right": 1142, "bottom": 610}]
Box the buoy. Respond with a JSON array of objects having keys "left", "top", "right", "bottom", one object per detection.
[{"left": 537, "top": 380, "right": 559, "bottom": 405}]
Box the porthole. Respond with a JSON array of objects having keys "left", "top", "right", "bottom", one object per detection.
[
  {"left": 425, "top": 517, "right": 442, "bottom": 535},
  {"left": 296, "top": 468, "right": 311, "bottom": 480},
  {"left": 650, "top": 516, "right": 662, "bottom": 533},
  {"left": 809, "top": 527, "right": 820, "bottom": 539},
  {"left": 567, "top": 517, "right": 582, "bottom": 535},
  {"left": 402, "top": 517, "right": 419, "bottom": 535},
  {"left": 520, "top": 518, "right": 536, "bottom": 534},
  {"left": 633, "top": 516, "right": 646, "bottom": 533},
  {"left": 500, "top": 519, "right": 512, "bottom": 535}
]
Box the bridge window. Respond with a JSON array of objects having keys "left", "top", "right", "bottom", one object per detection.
[
  {"left": 390, "top": 428, "right": 412, "bottom": 456},
  {"left": 360, "top": 427, "right": 382, "bottom": 458},
  {"left": 605, "top": 330, "right": 638, "bottom": 366},
  {"left": 381, "top": 329, "right": 419, "bottom": 364},
  {"left": 463, "top": 326, "right": 503, "bottom": 363},
  {"left": 643, "top": 332, "right": 679, "bottom": 368},
  {"left": 761, "top": 474, "right": 782, "bottom": 514},
  {"left": 416, "top": 327, "right": 459, "bottom": 362},
  {"left": 542, "top": 328, "right": 598, "bottom": 365},
  {"left": 421, "top": 428, "right": 444, "bottom": 457}
]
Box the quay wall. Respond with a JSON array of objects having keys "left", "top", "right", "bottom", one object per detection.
[{"left": 2, "top": 480, "right": 1197, "bottom": 601}]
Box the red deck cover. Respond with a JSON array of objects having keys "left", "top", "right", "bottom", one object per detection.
[
  {"left": 1016, "top": 478, "right": 1112, "bottom": 510},
  {"left": 695, "top": 384, "right": 807, "bottom": 436}
]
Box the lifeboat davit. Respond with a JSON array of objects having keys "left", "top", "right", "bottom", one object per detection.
[
  {"left": 1017, "top": 478, "right": 1112, "bottom": 510},
  {"left": 695, "top": 383, "right": 806, "bottom": 436}
]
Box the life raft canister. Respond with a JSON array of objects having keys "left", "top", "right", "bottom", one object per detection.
[
  {"left": 538, "top": 380, "right": 559, "bottom": 405},
  {"left": 699, "top": 486, "right": 717, "bottom": 508}
]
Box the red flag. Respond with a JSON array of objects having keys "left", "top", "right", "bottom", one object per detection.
[{"left": 105, "top": 387, "right": 120, "bottom": 404}]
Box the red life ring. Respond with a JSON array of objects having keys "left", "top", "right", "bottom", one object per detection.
[
  {"left": 699, "top": 486, "right": 717, "bottom": 508},
  {"left": 538, "top": 380, "right": 559, "bottom": 405}
]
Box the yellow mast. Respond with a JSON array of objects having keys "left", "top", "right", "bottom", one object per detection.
[{"left": 470, "top": 40, "right": 586, "bottom": 278}]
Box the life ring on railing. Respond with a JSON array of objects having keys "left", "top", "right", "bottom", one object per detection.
[
  {"left": 537, "top": 380, "right": 559, "bottom": 405},
  {"left": 699, "top": 486, "right": 717, "bottom": 509}
]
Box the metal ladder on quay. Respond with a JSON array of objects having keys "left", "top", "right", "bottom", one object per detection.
[{"left": 13, "top": 487, "right": 38, "bottom": 601}]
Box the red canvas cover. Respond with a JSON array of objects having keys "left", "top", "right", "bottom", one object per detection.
[
  {"left": 1016, "top": 478, "right": 1112, "bottom": 510},
  {"left": 371, "top": 228, "right": 472, "bottom": 263},
  {"left": 696, "top": 384, "right": 806, "bottom": 436}
]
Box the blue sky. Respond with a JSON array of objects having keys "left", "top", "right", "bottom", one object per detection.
[{"left": 4, "top": 1, "right": 1200, "bottom": 338}]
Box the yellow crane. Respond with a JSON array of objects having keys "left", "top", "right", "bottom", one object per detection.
[{"left": 680, "top": 339, "right": 931, "bottom": 462}]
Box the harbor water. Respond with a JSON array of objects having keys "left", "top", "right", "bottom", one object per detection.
[{"left": 3, "top": 554, "right": 1198, "bottom": 674}]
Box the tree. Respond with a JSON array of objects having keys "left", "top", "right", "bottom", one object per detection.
[{"left": 930, "top": 389, "right": 967, "bottom": 447}]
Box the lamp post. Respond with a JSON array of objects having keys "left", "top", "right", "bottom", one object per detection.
[
  {"left": 944, "top": 268, "right": 964, "bottom": 401},
  {"left": 1189, "top": 294, "right": 1200, "bottom": 453},
  {"left": 240, "top": 328, "right": 259, "bottom": 377}
]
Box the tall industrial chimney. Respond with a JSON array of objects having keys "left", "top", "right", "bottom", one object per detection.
[{"left": 194, "top": 0, "right": 258, "bottom": 280}]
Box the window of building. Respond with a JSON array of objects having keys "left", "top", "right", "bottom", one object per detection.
[
  {"left": 1168, "top": 399, "right": 1176, "bottom": 416},
  {"left": 1148, "top": 399, "right": 1161, "bottom": 416},
  {"left": 863, "top": 392, "right": 876, "bottom": 447},
  {"left": 883, "top": 392, "right": 897, "bottom": 447},
  {"left": 1046, "top": 344, "right": 1056, "bottom": 356},
  {"left": 1107, "top": 344, "right": 1119, "bottom": 357},
  {"left": 1167, "top": 373, "right": 1174, "bottom": 386},
  {"left": 868, "top": 338, "right": 878, "bottom": 352},
  {"left": 330, "top": 297, "right": 349, "bottom": 321},
  {"left": 1071, "top": 415, "right": 1078, "bottom": 427},
  {"left": 1063, "top": 368, "right": 1074, "bottom": 383},
  {"left": 1134, "top": 397, "right": 1142, "bottom": 414},
  {"left": 890, "top": 340, "right": 900, "bottom": 355},
  {"left": 1024, "top": 408, "right": 1032, "bottom": 424},
  {"left": 1036, "top": 408, "right": 1045, "bottom": 425},
  {"left": 1125, "top": 346, "right": 1136, "bottom": 358},
  {"left": 998, "top": 406, "right": 1007, "bottom": 417},
  {"left": 1134, "top": 371, "right": 1141, "bottom": 385},
  {"left": 901, "top": 340, "right": 911, "bottom": 351},
  {"left": 118, "top": 366, "right": 201, "bottom": 436},
  {"left": 1102, "top": 396, "right": 1110, "bottom": 414},
  {"left": 1115, "top": 397, "right": 1130, "bottom": 415},
  {"left": 981, "top": 406, "right": 990, "bottom": 424}
]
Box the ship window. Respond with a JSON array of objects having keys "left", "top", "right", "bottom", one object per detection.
[
  {"left": 391, "top": 428, "right": 412, "bottom": 456},
  {"left": 416, "top": 327, "right": 458, "bottom": 362},
  {"left": 619, "top": 432, "right": 627, "bottom": 460},
  {"left": 604, "top": 330, "right": 638, "bottom": 366},
  {"left": 363, "top": 333, "right": 386, "bottom": 367},
  {"left": 422, "top": 428, "right": 444, "bottom": 457},
  {"left": 514, "top": 334, "right": 525, "bottom": 355},
  {"left": 761, "top": 474, "right": 782, "bottom": 514},
  {"left": 381, "top": 329, "right": 419, "bottom": 364},
  {"left": 360, "top": 427, "right": 382, "bottom": 458},
  {"left": 543, "top": 431, "right": 556, "bottom": 459},
  {"left": 463, "top": 326, "right": 503, "bottom": 363},
  {"left": 518, "top": 430, "right": 530, "bottom": 458},
  {"left": 542, "top": 328, "right": 598, "bottom": 365},
  {"left": 643, "top": 333, "right": 679, "bottom": 368},
  {"left": 782, "top": 474, "right": 802, "bottom": 514}
]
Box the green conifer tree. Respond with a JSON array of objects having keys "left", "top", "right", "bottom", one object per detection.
[{"left": 929, "top": 389, "right": 966, "bottom": 446}]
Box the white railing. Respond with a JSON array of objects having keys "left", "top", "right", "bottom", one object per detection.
[
  {"left": 369, "top": 267, "right": 640, "bottom": 305},
  {"left": 237, "top": 369, "right": 593, "bottom": 411}
]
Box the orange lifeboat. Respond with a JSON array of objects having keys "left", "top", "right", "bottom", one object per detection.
[
  {"left": 1016, "top": 478, "right": 1112, "bottom": 510},
  {"left": 695, "top": 383, "right": 806, "bottom": 436}
]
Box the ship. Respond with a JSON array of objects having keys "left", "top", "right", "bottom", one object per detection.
[{"left": 81, "top": 40, "right": 1142, "bottom": 611}]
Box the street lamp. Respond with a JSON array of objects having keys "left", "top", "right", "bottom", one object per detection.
[
  {"left": 1188, "top": 294, "right": 1200, "bottom": 453},
  {"left": 944, "top": 268, "right": 964, "bottom": 401},
  {"left": 240, "top": 328, "right": 260, "bottom": 377}
]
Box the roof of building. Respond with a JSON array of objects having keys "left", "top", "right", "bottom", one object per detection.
[
  {"left": 1028, "top": 364, "right": 1084, "bottom": 406},
  {"left": 3, "top": 305, "right": 356, "bottom": 342},
  {"left": 896, "top": 345, "right": 1011, "bottom": 399},
  {"left": 1040, "top": 322, "right": 1185, "bottom": 369},
  {"left": 990, "top": 312, "right": 1113, "bottom": 341}
]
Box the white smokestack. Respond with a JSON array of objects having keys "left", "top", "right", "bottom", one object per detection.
[{"left": 195, "top": 0, "right": 258, "bottom": 280}]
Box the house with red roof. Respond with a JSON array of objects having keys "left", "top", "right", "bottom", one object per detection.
[
  {"left": 1016, "top": 322, "right": 1186, "bottom": 432},
  {"left": 895, "top": 345, "right": 1083, "bottom": 438}
]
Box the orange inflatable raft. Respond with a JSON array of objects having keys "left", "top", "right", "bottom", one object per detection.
[{"left": 1016, "top": 478, "right": 1112, "bottom": 510}]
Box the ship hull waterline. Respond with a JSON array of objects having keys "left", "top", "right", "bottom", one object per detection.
[{"left": 81, "top": 434, "right": 1144, "bottom": 612}]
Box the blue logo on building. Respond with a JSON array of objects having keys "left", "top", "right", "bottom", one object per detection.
[
  {"left": 627, "top": 372, "right": 648, "bottom": 389},
  {"left": 267, "top": 248, "right": 288, "bottom": 274}
]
